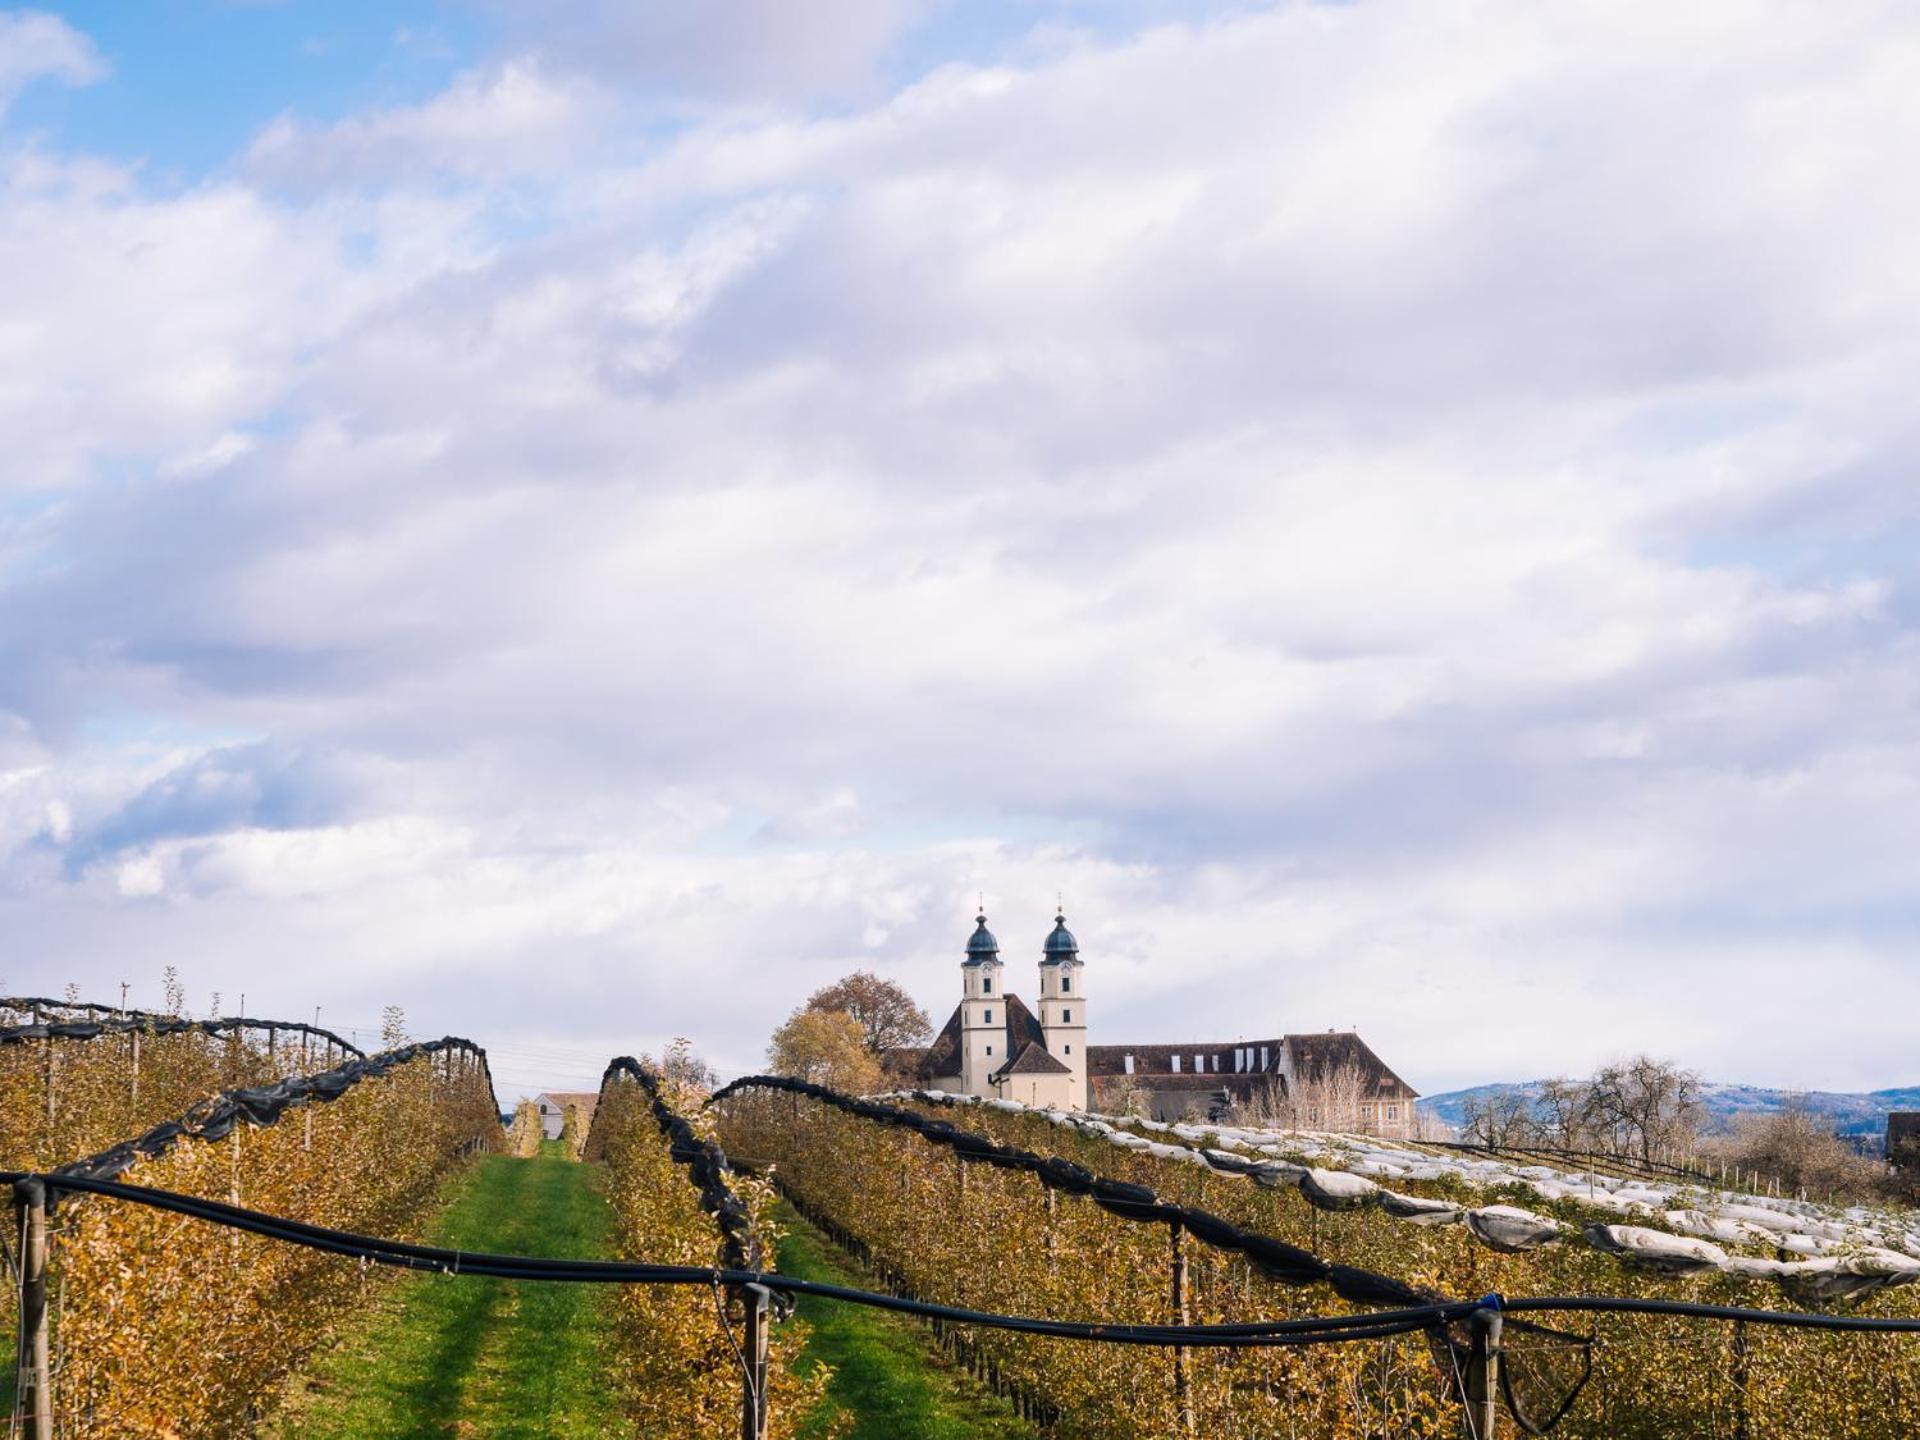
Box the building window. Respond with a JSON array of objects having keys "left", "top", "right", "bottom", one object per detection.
[
  {"left": 986, "top": 1045, "right": 993, "bottom": 1056},
  {"left": 1123, "top": 1054, "right": 1135, "bottom": 1074},
  {"left": 1259, "top": 1046, "right": 1269, "bottom": 1071},
  {"left": 1194, "top": 1054, "right": 1204, "bottom": 1074},
  {"left": 1062, "top": 1008, "right": 1071, "bottom": 1022},
  {"left": 983, "top": 1009, "right": 992, "bottom": 1024},
  {"left": 1384, "top": 1105, "right": 1398, "bottom": 1121},
  {"left": 1171, "top": 1055, "right": 1181, "bottom": 1074},
  {"left": 983, "top": 977, "right": 992, "bottom": 993},
  {"left": 1062, "top": 975, "right": 1071, "bottom": 992},
  {"left": 1064, "top": 1044, "right": 1072, "bottom": 1055}
]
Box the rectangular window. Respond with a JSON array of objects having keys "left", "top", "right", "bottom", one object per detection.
[
  {"left": 1064, "top": 1044, "right": 1071, "bottom": 1055},
  {"left": 1062, "top": 1008, "right": 1072, "bottom": 1022},
  {"left": 1259, "top": 1046, "right": 1269, "bottom": 1071},
  {"left": 1123, "top": 1054, "right": 1135, "bottom": 1074},
  {"left": 1171, "top": 1055, "right": 1181, "bottom": 1074},
  {"left": 1194, "top": 1054, "right": 1204, "bottom": 1074},
  {"left": 1384, "top": 1105, "right": 1398, "bottom": 1121},
  {"left": 986, "top": 1044, "right": 993, "bottom": 1056},
  {"left": 983, "top": 977, "right": 992, "bottom": 993},
  {"left": 1062, "top": 975, "right": 1071, "bottom": 992}
]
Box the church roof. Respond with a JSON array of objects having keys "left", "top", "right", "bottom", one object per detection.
[
  {"left": 994, "top": 1039, "right": 1071, "bottom": 1079},
  {"left": 1040, "top": 912, "right": 1078, "bottom": 962},
  {"left": 914, "top": 993, "right": 1053, "bottom": 1081},
  {"left": 964, "top": 913, "right": 1001, "bottom": 964}
]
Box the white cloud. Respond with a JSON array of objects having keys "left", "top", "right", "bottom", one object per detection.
[
  {"left": 245, "top": 60, "right": 598, "bottom": 190},
  {"left": 0, "top": 10, "right": 102, "bottom": 118},
  {"left": 7, "top": 0, "right": 1920, "bottom": 1095}
]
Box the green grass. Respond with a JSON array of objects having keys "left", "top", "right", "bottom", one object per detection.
[
  {"left": 777, "top": 1202, "right": 1043, "bottom": 1440},
  {"left": 265, "top": 1142, "right": 634, "bottom": 1439}
]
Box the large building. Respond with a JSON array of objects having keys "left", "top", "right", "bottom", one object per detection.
[
  {"left": 888, "top": 910, "right": 1418, "bottom": 1134},
  {"left": 890, "top": 911, "right": 1090, "bottom": 1110}
]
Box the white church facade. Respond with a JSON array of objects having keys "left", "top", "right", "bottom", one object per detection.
[
  {"left": 890, "top": 908, "right": 1420, "bottom": 1133},
  {"left": 899, "top": 911, "right": 1090, "bottom": 1111}
]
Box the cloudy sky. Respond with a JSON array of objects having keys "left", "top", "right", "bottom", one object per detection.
[{"left": 4, "top": 0, "right": 1919, "bottom": 1100}]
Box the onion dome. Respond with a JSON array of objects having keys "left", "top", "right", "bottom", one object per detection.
[
  {"left": 1041, "top": 912, "right": 1079, "bottom": 963},
  {"left": 965, "top": 912, "right": 1001, "bottom": 964}
]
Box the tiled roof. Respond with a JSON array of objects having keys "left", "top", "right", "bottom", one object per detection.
[
  {"left": 1084, "top": 1032, "right": 1417, "bottom": 1098},
  {"left": 994, "top": 1039, "right": 1071, "bottom": 1078},
  {"left": 908, "top": 994, "right": 1056, "bottom": 1082}
]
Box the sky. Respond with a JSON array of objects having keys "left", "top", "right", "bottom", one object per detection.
[{"left": 4, "top": 1, "right": 1920, "bottom": 1102}]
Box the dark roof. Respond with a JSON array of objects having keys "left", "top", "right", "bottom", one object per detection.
[
  {"left": 1041, "top": 913, "right": 1078, "bottom": 962},
  {"left": 1084, "top": 1032, "right": 1416, "bottom": 1099},
  {"left": 965, "top": 913, "right": 1001, "bottom": 964},
  {"left": 1282, "top": 1032, "right": 1417, "bottom": 1099},
  {"left": 918, "top": 1007, "right": 964, "bottom": 1079},
  {"left": 909, "top": 994, "right": 1055, "bottom": 1083},
  {"left": 994, "top": 1040, "right": 1071, "bottom": 1078},
  {"left": 1085, "top": 1042, "right": 1279, "bottom": 1078}
]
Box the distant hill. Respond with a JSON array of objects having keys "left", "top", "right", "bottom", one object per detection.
[{"left": 1419, "top": 1080, "right": 1920, "bottom": 1142}]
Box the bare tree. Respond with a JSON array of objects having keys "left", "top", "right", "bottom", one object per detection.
[
  {"left": 1460, "top": 1091, "right": 1535, "bottom": 1149},
  {"left": 1705, "top": 1103, "right": 1885, "bottom": 1203},
  {"left": 1584, "top": 1055, "right": 1703, "bottom": 1163},
  {"left": 804, "top": 971, "right": 933, "bottom": 1055},
  {"left": 1261, "top": 1062, "right": 1378, "bottom": 1134},
  {"left": 1533, "top": 1077, "right": 1593, "bottom": 1150}
]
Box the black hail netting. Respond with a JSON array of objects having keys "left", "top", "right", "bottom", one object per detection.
[
  {"left": 0, "top": 1012, "right": 365, "bottom": 1057},
  {"left": 594, "top": 1056, "right": 760, "bottom": 1271},
  {"left": 712, "top": 1073, "right": 1603, "bottom": 1429},
  {"left": 49, "top": 1035, "right": 493, "bottom": 1184}
]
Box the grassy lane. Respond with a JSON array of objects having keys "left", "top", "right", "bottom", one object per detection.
[
  {"left": 265, "top": 1142, "right": 633, "bottom": 1439},
  {"left": 777, "top": 1203, "right": 1043, "bottom": 1440}
]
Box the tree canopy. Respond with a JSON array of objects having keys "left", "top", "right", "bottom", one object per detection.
[
  {"left": 767, "top": 1007, "right": 884, "bottom": 1094},
  {"left": 802, "top": 971, "right": 931, "bottom": 1055}
]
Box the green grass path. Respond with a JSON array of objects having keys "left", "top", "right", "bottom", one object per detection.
[
  {"left": 265, "top": 1143, "right": 633, "bottom": 1439},
  {"left": 777, "top": 1203, "right": 1043, "bottom": 1440}
]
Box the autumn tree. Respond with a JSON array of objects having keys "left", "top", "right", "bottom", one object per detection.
[
  {"left": 803, "top": 971, "right": 932, "bottom": 1055},
  {"left": 768, "top": 1007, "right": 883, "bottom": 1094}
]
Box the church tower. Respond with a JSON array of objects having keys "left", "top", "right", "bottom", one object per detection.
[
  {"left": 959, "top": 911, "right": 1005, "bottom": 1096},
  {"left": 1037, "top": 911, "right": 1088, "bottom": 1110}
]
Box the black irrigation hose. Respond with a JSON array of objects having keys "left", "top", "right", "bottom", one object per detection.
[
  {"left": 0, "top": 1011, "right": 366, "bottom": 1058},
  {"left": 595, "top": 1058, "right": 759, "bottom": 1270},
  {"left": 1502, "top": 1295, "right": 1920, "bottom": 1333},
  {"left": 49, "top": 1035, "right": 495, "bottom": 1184},
  {"left": 2, "top": 1173, "right": 1468, "bottom": 1348}
]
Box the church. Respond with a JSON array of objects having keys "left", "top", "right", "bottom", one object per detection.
[{"left": 888, "top": 909, "right": 1419, "bottom": 1134}]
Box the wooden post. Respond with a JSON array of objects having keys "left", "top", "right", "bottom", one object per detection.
[
  {"left": 1731, "top": 1318, "right": 1750, "bottom": 1440},
  {"left": 43, "top": 1035, "right": 56, "bottom": 1126},
  {"left": 1171, "top": 1220, "right": 1194, "bottom": 1435},
  {"left": 130, "top": 1026, "right": 141, "bottom": 1107},
  {"left": 14, "top": 1178, "right": 54, "bottom": 1440},
  {"left": 1465, "top": 1305, "right": 1502, "bottom": 1440},
  {"left": 740, "top": 1282, "right": 772, "bottom": 1440}
]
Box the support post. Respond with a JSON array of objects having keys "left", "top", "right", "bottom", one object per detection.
[
  {"left": 1465, "top": 1302, "right": 1503, "bottom": 1440},
  {"left": 1731, "top": 1318, "right": 1750, "bottom": 1440},
  {"left": 740, "top": 1282, "right": 772, "bottom": 1440},
  {"left": 1171, "top": 1220, "right": 1194, "bottom": 1435},
  {"left": 14, "top": 1178, "right": 54, "bottom": 1440}
]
